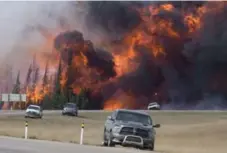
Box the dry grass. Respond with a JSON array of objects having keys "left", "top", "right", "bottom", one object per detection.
[{"left": 0, "top": 111, "right": 227, "bottom": 153}]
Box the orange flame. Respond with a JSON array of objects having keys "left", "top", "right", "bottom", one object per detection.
[{"left": 13, "top": 3, "right": 215, "bottom": 110}]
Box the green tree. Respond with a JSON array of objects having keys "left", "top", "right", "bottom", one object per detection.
[
  {"left": 11, "top": 71, "right": 21, "bottom": 109},
  {"left": 42, "top": 94, "right": 52, "bottom": 109},
  {"left": 76, "top": 88, "right": 90, "bottom": 109},
  {"left": 54, "top": 59, "right": 62, "bottom": 95},
  {"left": 12, "top": 71, "right": 20, "bottom": 94},
  {"left": 42, "top": 61, "right": 49, "bottom": 90},
  {"left": 51, "top": 92, "right": 67, "bottom": 109},
  {"left": 24, "top": 64, "right": 32, "bottom": 87}
]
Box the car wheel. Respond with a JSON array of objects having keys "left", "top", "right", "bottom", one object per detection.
[
  {"left": 148, "top": 141, "right": 154, "bottom": 151},
  {"left": 103, "top": 128, "right": 108, "bottom": 146},
  {"left": 107, "top": 131, "right": 115, "bottom": 147}
]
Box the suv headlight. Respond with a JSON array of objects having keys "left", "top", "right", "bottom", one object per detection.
[
  {"left": 112, "top": 125, "right": 121, "bottom": 133},
  {"left": 148, "top": 129, "right": 154, "bottom": 137}
]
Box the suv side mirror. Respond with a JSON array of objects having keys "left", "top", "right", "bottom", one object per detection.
[
  {"left": 107, "top": 116, "right": 114, "bottom": 121},
  {"left": 153, "top": 124, "right": 161, "bottom": 128}
]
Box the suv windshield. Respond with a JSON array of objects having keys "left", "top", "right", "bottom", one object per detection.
[
  {"left": 28, "top": 106, "right": 40, "bottom": 110},
  {"left": 64, "top": 103, "right": 76, "bottom": 108},
  {"left": 116, "top": 111, "right": 152, "bottom": 125}
]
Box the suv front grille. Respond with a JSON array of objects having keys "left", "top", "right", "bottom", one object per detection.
[
  {"left": 125, "top": 136, "right": 142, "bottom": 143},
  {"left": 120, "top": 127, "right": 149, "bottom": 138},
  {"left": 135, "top": 128, "right": 149, "bottom": 138},
  {"left": 120, "top": 127, "right": 134, "bottom": 135}
]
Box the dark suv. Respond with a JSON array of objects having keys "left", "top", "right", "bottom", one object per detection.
[
  {"left": 62, "top": 103, "right": 78, "bottom": 116},
  {"left": 103, "top": 109, "right": 160, "bottom": 150}
]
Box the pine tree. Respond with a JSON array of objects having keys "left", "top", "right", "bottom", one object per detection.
[
  {"left": 42, "top": 61, "right": 49, "bottom": 90},
  {"left": 65, "top": 50, "right": 74, "bottom": 102},
  {"left": 50, "top": 59, "right": 66, "bottom": 109},
  {"left": 12, "top": 71, "right": 20, "bottom": 94},
  {"left": 49, "top": 74, "right": 54, "bottom": 94},
  {"left": 33, "top": 67, "right": 39, "bottom": 86},
  {"left": 55, "top": 59, "right": 62, "bottom": 94},
  {"left": 31, "top": 53, "right": 38, "bottom": 91},
  {"left": 31, "top": 67, "right": 39, "bottom": 104},
  {"left": 76, "top": 88, "right": 90, "bottom": 109},
  {"left": 11, "top": 71, "right": 21, "bottom": 109},
  {"left": 24, "top": 64, "right": 32, "bottom": 88}
]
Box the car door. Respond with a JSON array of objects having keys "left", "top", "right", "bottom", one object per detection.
[{"left": 105, "top": 111, "right": 117, "bottom": 132}]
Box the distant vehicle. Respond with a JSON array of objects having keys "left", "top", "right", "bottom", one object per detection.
[
  {"left": 103, "top": 109, "right": 160, "bottom": 150},
  {"left": 25, "top": 104, "right": 43, "bottom": 119},
  {"left": 147, "top": 102, "right": 161, "bottom": 110},
  {"left": 62, "top": 103, "right": 78, "bottom": 116}
]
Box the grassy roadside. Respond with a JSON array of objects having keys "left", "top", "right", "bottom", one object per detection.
[{"left": 0, "top": 111, "right": 227, "bottom": 153}]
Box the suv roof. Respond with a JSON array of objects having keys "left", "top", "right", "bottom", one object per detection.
[
  {"left": 28, "top": 104, "right": 40, "bottom": 108},
  {"left": 116, "top": 109, "right": 149, "bottom": 116},
  {"left": 64, "top": 103, "right": 77, "bottom": 107},
  {"left": 65, "top": 102, "right": 76, "bottom": 105}
]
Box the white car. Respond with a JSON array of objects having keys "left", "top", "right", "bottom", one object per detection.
[
  {"left": 25, "top": 105, "right": 43, "bottom": 119},
  {"left": 147, "top": 102, "right": 161, "bottom": 110}
]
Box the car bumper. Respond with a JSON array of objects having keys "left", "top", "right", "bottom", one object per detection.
[
  {"left": 112, "top": 133, "right": 154, "bottom": 148},
  {"left": 25, "top": 113, "right": 41, "bottom": 118},
  {"left": 62, "top": 111, "right": 77, "bottom": 115}
]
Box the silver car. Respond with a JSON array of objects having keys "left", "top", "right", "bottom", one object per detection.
[
  {"left": 103, "top": 109, "right": 160, "bottom": 150},
  {"left": 62, "top": 103, "right": 78, "bottom": 116},
  {"left": 25, "top": 105, "right": 43, "bottom": 119},
  {"left": 147, "top": 102, "right": 161, "bottom": 110}
]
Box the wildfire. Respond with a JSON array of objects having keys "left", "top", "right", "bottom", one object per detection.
[
  {"left": 3, "top": 2, "right": 224, "bottom": 111},
  {"left": 103, "top": 100, "right": 124, "bottom": 111},
  {"left": 103, "top": 89, "right": 137, "bottom": 110}
]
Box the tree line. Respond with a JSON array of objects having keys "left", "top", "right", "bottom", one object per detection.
[{"left": 2, "top": 54, "right": 91, "bottom": 110}]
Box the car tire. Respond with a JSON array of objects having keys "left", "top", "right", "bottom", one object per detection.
[
  {"left": 107, "top": 131, "right": 115, "bottom": 147},
  {"left": 148, "top": 141, "right": 154, "bottom": 151},
  {"left": 103, "top": 128, "right": 108, "bottom": 146}
]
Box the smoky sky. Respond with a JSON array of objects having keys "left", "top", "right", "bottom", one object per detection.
[{"left": 2, "top": 1, "right": 227, "bottom": 110}]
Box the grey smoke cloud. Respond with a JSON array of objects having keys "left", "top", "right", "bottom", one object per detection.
[{"left": 0, "top": 1, "right": 86, "bottom": 78}]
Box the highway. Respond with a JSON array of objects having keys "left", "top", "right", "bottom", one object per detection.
[
  {"left": 0, "top": 109, "right": 226, "bottom": 116},
  {"left": 0, "top": 110, "right": 111, "bottom": 116},
  {"left": 0, "top": 136, "right": 158, "bottom": 153}
]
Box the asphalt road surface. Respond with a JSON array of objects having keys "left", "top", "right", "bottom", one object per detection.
[
  {"left": 1, "top": 109, "right": 225, "bottom": 116},
  {"left": 0, "top": 136, "right": 159, "bottom": 153},
  {"left": 0, "top": 110, "right": 112, "bottom": 116}
]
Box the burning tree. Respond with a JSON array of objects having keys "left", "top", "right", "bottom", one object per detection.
[
  {"left": 13, "top": 1, "right": 227, "bottom": 110},
  {"left": 50, "top": 59, "right": 67, "bottom": 109},
  {"left": 11, "top": 71, "right": 21, "bottom": 109}
]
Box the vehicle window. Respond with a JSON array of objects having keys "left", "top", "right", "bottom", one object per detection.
[
  {"left": 65, "top": 103, "right": 76, "bottom": 108},
  {"left": 116, "top": 111, "right": 152, "bottom": 125},
  {"left": 111, "top": 111, "right": 117, "bottom": 119},
  {"left": 28, "top": 106, "right": 40, "bottom": 110},
  {"left": 149, "top": 102, "right": 157, "bottom": 106}
]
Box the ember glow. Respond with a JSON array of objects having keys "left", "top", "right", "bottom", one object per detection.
[{"left": 2, "top": 1, "right": 227, "bottom": 110}]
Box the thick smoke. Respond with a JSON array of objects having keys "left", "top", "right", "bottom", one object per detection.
[
  {"left": 55, "top": 1, "right": 227, "bottom": 109},
  {"left": 0, "top": 1, "right": 86, "bottom": 79},
  {"left": 85, "top": 1, "right": 143, "bottom": 41},
  {"left": 183, "top": 2, "right": 227, "bottom": 107},
  {"left": 54, "top": 30, "right": 116, "bottom": 80},
  {"left": 2, "top": 1, "right": 227, "bottom": 109}
]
